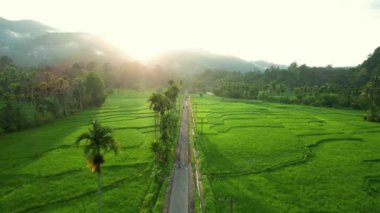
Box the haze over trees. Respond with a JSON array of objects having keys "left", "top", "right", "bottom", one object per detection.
[
  {"left": 0, "top": 57, "right": 109, "bottom": 131},
  {"left": 0, "top": 55, "right": 175, "bottom": 132}
]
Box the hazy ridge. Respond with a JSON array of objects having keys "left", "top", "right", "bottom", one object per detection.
[{"left": 0, "top": 17, "right": 284, "bottom": 72}]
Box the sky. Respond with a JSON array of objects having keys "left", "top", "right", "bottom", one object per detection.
[{"left": 1, "top": 0, "right": 380, "bottom": 66}]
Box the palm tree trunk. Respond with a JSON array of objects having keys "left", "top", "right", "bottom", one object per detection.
[
  {"left": 97, "top": 172, "right": 101, "bottom": 213},
  {"left": 155, "top": 112, "right": 158, "bottom": 141}
]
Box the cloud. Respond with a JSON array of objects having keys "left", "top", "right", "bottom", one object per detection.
[
  {"left": 6, "top": 30, "right": 30, "bottom": 38},
  {"left": 94, "top": 50, "right": 104, "bottom": 56},
  {"left": 63, "top": 42, "right": 79, "bottom": 49}
]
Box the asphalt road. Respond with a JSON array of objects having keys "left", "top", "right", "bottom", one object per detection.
[{"left": 169, "top": 97, "right": 190, "bottom": 213}]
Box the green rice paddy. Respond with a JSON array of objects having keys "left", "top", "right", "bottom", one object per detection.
[
  {"left": 192, "top": 95, "right": 380, "bottom": 212},
  {"left": 2, "top": 90, "right": 380, "bottom": 212},
  {"left": 0, "top": 91, "right": 155, "bottom": 212}
]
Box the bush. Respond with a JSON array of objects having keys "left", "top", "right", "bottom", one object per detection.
[
  {"left": 0, "top": 101, "right": 23, "bottom": 131},
  {"left": 302, "top": 95, "right": 317, "bottom": 106},
  {"left": 317, "top": 93, "right": 340, "bottom": 107},
  {"left": 257, "top": 91, "right": 270, "bottom": 100},
  {"left": 0, "top": 100, "right": 59, "bottom": 132},
  {"left": 352, "top": 95, "right": 367, "bottom": 110}
]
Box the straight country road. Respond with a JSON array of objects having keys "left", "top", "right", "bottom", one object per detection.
[{"left": 168, "top": 96, "right": 192, "bottom": 213}]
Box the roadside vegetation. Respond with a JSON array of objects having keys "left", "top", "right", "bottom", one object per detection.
[{"left": 143, "top": 81, "right": 181, "bottom": 211}]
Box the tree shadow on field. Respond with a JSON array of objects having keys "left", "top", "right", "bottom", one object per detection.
[
  {"left": 210, "top": 170, "right": 280, "bottom": 213},
  {"left": 0, "top": 92, "right": 152, "bottom": 211},
  {"left": 0, "top": 106, "right": 103, "bottom": 210},
  {"left": 200, "top": 135, "right": 240, "bottom": 177},
  {"left": 0, "top": 107, "right": 101, "bottom": 172}
]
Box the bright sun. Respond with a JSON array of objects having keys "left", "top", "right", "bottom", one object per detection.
[{"left": 105, "top": 33, "right": 176, "bottom": 62}]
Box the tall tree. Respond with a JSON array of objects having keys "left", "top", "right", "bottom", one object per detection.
[
  {"left": 73, "top": 78, "right": 85, "bottom": 110},
  {"left": 75, "top": 121, "right": 119, "bottom": 213},
  {"left": 85, "top": 72, "right": 106, "bottom": 107},
  {"left": 362, "top": 76, "right": 380, "bottom": 121},
  {"left": 164, "top": 81, "right": 180, "bottom": 108},
  {"left": 148, "top": 92, "right": 170, "bottom": 139}
]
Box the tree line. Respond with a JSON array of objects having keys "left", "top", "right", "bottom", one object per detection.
[
  {"left": 189, "top": 47, "right": 380, "bottom": 122},
  {"left": 143, "top": 80, "right": 181, "bottom": 210},
  {"left": 0, "top": 56, "right": 178, "bottom": 132},
  {"left": 0, "top": 57, "right": 108, "bottom": 132}
]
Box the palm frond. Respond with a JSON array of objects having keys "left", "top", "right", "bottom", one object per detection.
[
  {"left": 75, "top": 132, "right": 92, "bottom": 146},
  {"left": 83, "top": 144, "right": 95, "bottom": 157},
  {"left": 76, "top": 120, "right": 119, "bottom": 172}
]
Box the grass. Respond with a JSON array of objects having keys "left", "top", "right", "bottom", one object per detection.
[
  {"left": 192, "top": 95, "right": 380, "bottom": 212},
  {"left": 0, "top": 90, "right": 156, "bottom": 212}
]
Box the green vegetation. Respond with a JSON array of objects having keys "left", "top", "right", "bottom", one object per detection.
[
  {"left": 189, "top": 47, "right": 380, "bottom": 122},
  {"left": 362, "top": 76, "right": 380, "bottom": 122},
  {"left": 0, "top": 57, "right": 108, "bottom": 132},
  {"left": 148, "top": 81, "right": 180, "bottom": 168},
  {"left": 0, "top": 56, "right": 172, "bottom": 132},
  {"left": 192, "top": 94, "right": 380, "bottom": 212},
  {"left": 1, "top": 17, "right": 380, "bottom": 212},
  {"left": 0, "top": 91, "right": 159, "bottom": 212},
  {"left": 144, "top": 81, "right": 181, "bottom": 211},
  {"left": 75, "top": 121, "right": 119, "bottom": 213}
]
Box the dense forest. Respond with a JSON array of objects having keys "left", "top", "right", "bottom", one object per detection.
[
  {"left": 0, "top": 56, "right": 172, "bottom": 132},
  {"left": 189, "top": 47, "right": 380, "bottom": 122}
]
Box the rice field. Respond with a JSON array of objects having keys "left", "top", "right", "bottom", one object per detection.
[
  {"left": 192, "top": 95, "right": 380, "bottom": 212},
  {"left": 0, "top": 91, "right": 155, "bottom": 212}
]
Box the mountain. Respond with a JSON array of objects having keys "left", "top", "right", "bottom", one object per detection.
[
  {"left": 0, "top": 17, "right": 125, "bottom": 66},
  {"left": 148, "top": 50, "right": 285, "bottom": 73},
  {"left": 0, "top": 17, "right": 285, "bottom": 71},
  {"left": 0, "top": 17, "right": 54, "bottom": 40}
]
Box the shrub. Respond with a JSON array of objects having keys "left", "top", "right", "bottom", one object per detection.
[{"left": 317, "top": 93, "right": 340, "bottom": 107}]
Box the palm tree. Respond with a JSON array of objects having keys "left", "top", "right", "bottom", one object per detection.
[
  {"left": 148, "top": 92, "right": 170, "bottom": 139},
  {"left": 165, "top": 81, "right": 180, "bottom": 108},
  {"left": 75, "top": 121, "right": 118, "bottom": 213}
]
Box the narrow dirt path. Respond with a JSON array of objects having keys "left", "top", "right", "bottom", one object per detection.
[{"left": 168, "top": 96, "right": 193, "bottom": 213}]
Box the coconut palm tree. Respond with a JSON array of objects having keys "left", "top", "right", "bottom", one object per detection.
[
  {"left": 148, "top": 92, "right": 170, "bottom": 139},
  {"left": 75, "top": 121, "right": 118, "bottom": 213},
  {"left": 164, "top": 81, "right": 180, "bottom": 108}
]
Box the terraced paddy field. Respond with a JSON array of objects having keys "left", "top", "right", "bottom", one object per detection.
[
  {"left": 0, "top": 91, "right": 156, "bottom": 212},
  {"left": 191, "top": 95, "right": 380, "bottom": 212}
]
